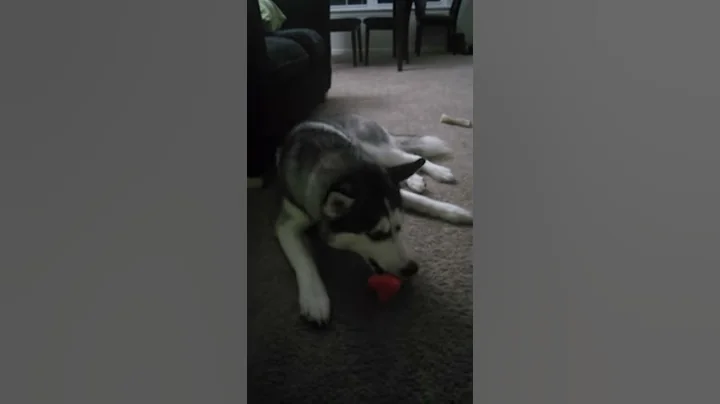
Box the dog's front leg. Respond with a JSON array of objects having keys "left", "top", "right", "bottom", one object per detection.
[{"left": 275, "top": 199, "right": 331, "bottom": 326}]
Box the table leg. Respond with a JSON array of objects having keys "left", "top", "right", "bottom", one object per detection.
[
  {"left": 404, "top": 0, "right": 412, "bottom": 63},
  {"left": 357, "top": 26, "right": 363, "bottom": 63},
  {"left": 395, "top": 0, "right": 407, "bottom": 71}
]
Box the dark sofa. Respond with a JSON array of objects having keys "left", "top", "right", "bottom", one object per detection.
[{"left": 248, "top": 0, "right": 332, "bottom": 181}]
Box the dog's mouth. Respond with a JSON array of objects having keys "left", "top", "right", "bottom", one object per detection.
[{"left": 367, "top": 259, "right": 385, "bottom": 274}]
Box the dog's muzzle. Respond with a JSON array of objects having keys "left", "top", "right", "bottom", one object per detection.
[
  {"left": 368, "top": 259, "right": 385, "bottom": 274},
  {"left": 368, "top": 259, "right": 419, "bottom": 278},
  {"left": 400, "top": 261, "right": 419, "bottom": 277}
]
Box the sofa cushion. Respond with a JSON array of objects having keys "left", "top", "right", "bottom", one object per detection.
[
  {"left": 272, "top": 29, "right": 326, "bottom": 64},
  {"left": 265, "top": 36, "right": 310, "bottom": 82}
]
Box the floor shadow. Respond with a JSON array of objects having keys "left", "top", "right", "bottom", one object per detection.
[{"left": 316, "top": 94, "right": 393, "bottom": 115}]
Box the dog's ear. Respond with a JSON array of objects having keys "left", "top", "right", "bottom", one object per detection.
[
  {"left": 322, "top": 191, "right": 356, "bottom": 218},
  {"left": 386, "top": 158, "right": 426, "bottom": 183}
]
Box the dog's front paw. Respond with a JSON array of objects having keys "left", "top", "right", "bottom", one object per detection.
[
  {"left": 298, "top": 289, "right": 331, "bottom": 326},
  {"left": 443, "top": 205, "right": 473, "bottom": 225},
  {"left": 405, "top": 174, "right": 426, "bottom": 193},
  {"left": 426, "top": 164, "right": 457, "bottom": 184}
]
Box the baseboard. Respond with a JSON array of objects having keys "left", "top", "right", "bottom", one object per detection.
[
  {"left": 331, "top": 46, "right": 444, "bottom": 57},
  {"left": 332, "top": 48, "right": 390, "bottom": 57}
]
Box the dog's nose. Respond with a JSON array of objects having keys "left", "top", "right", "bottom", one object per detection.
[{"left": 400, "top": 261, "right": 419, "bottom": 277}]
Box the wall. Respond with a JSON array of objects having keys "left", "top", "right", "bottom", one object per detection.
[
  {"left": 330, "top": 11, "right": 451, "bottom": 56},
  {"left": 456, "top": 0, "right": 472, "bottom": 44},
  {"left": 330, "top": 2, "right": 475, "bottom": 56}
]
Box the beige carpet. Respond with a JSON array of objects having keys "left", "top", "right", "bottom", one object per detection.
[{"left": 248, "top": 54, "right": 474, "bottom": 403}]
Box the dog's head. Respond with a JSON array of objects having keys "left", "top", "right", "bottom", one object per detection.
[{"left": 318, "top": 157, "right": 425, "bottom": 278}]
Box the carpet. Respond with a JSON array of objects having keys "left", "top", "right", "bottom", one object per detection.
[{"left": 248, "top": 54, "right": 474, "bottom": 403}]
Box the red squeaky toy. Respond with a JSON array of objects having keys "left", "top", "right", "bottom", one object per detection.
[{"left": 367, "top": 274, "right": 403, "bottom": 302}]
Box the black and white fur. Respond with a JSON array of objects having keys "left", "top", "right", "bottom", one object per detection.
[{"left": 276, "top": 114, "right": 472, "bottom": 325}]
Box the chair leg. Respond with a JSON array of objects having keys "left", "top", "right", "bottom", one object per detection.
[
  {"left": 403, "top": 19, "right": 409, "bottom": 63},
  {"left": 447, "top": 26, "right": 456, "bottom": 53},
  {"left": 365, "top": 28, "right": 370, "bottom": 66},
  {"left": 351, "top": 30, "right": 358, "bottom": 67},
  {"left": 446, "top": 28, "right": 451, "bottom": 52},
  {"left": 357, "top": 27, "right": 363, "bottom": 63},
  {"left": 392, "top": 30, "right": 396, "bottom": 58},
  {"left": 404, "top": 2, "right": 412, "bottom": 63},
  {"left": 404, "top": 30, "right": 410, "bottom": 63},
  {"left": 391, "top": 1, "right": 397, "bottom": 58},
  {"left": 415, "top": 24, "right": 423, "bottom": 56}
]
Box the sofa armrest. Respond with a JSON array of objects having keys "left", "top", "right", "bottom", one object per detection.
[
  {"left": 273, "top": 0, "right": 330, "bottom": 56},
  {"left": 248, "top": 0, "right": 271, "bottom": 176}
]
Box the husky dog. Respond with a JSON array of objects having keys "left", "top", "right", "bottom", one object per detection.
[{"left": 276, "top": 114, "right": 472, "bottom": 325}]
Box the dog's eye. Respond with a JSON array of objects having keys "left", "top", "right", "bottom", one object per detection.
[{"left": 395, "top": 225, "right": 401, "bottom": 232}]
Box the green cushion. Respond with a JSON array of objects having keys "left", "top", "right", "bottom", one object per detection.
[{"left": 258, "top": 0, "right": 287, "bottom": 32}]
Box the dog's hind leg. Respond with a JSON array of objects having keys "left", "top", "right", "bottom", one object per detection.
[
  {"left": 392, "top": 134, "right": 453, "bottom": 159},
  {"left": 275, "top": 199, "right": 331, "bottom": 326},
  {"left": 400, "top": 189, "right": 473, "bottom": 225},
  {"left": 369, "top": 145, "right": 457, "bottom": 184}
]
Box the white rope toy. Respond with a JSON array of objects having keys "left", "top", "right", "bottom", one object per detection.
[{"left": 440, "top": 114, "right": 472, "bottom": 128}]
